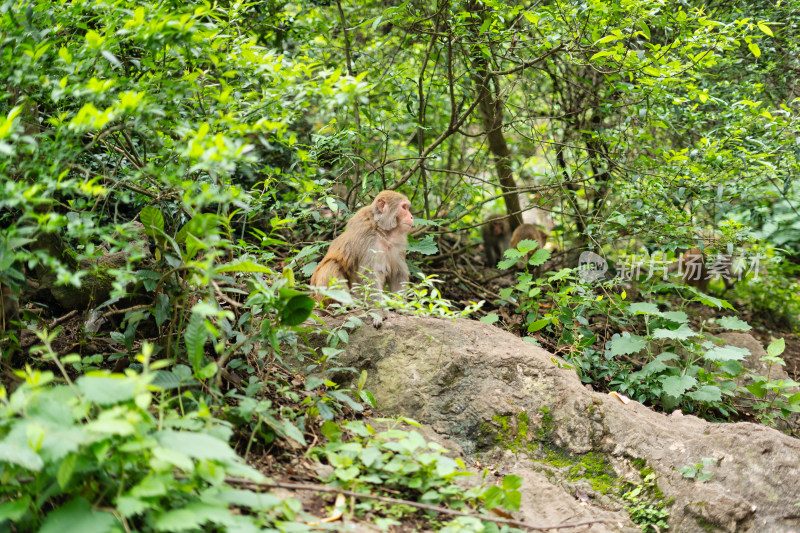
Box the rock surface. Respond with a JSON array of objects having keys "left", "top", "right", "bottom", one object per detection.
[{"left": 329, "top": 316, "right": 800, "bottom": 533}]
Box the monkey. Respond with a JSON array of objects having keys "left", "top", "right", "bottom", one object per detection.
[
  {"left": 506, "top": 224, "right": 549, "bottom": 269},
  {"left": 481, "top": 214, "right": 512, "bottom": 266},
  {"left": 310, "top": 190, "right": 414, "bottom": 300},
  {"left": 510, "top": 223, "right": 548, "bottom": 251},
  {"left": 665, "top": 248, "right": 710, "bottom": 292},
  {"left": 678, "top": 248, "right": 709, "bottom": 292}
]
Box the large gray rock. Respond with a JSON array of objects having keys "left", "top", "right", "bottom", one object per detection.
[{"left": 329, "top": 316, "right": 800, "bottom": 533}]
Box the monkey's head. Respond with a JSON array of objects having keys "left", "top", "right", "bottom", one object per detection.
[
  {"left": 373, "top": 190, "right": 413, "bottom": 233},
  {"left": 492, "top": 220, "right": 506, "bottom": 236}
]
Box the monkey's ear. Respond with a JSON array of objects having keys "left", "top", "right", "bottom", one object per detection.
[{"left": 375, "top": 198, "right": 398, "bottom": 231}]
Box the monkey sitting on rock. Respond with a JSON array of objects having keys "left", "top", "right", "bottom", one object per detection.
[{"left": 311, "top": 190, "right": 414, "bottom": 299}]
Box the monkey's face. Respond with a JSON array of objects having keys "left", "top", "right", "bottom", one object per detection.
[
  {"left": 492, "top": 221, "right": 505, "bottom": 236},
  {"left": 396, "top": 200, "right": 414, "bottom": 232}
]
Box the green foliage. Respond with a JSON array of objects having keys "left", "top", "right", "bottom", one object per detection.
[
  {"left": 0, "top": 345, "right": 303, "bottom": 532},
  {"left": 678, "top": 458, "right": 718, "bottom": 483},
  {"left": 1, "top": 0, "right": 800, "bottom": 528},
  {"left": 622, "top": 471, "right": 670, "bottom": 531},
  {"left": 311, "top": 418, "right": 522, "bottom": 522}
]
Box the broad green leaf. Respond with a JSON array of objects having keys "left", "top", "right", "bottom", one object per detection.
[
  {"left": 407, "top": 234, "right": 438, "bottom": 255},
  {"left": 766, "top": 338, "right": 785, "bottom": 357},
  {"left": 217, "top": 489, "right": 282, "bottom": 510},
  {"left": 480, "top": 313, "right": 499, "bottom": 325},
  {"left": 661, "top": 375, "right": 697, "bottom": 397},
  {"left": 638, "top": 21, "right": 651, "bottom": 40},
  {"left": 484, "top": 485, "right": 503, "bottom": 509},
  {"left": 748, "top": 43, "right": 761, "bottom": 57},
  {"left": 608, "top": 333, "right": 647, "bottom": 356},
  {"left": 502, "top": 474, "right": 523, "bottom": 490},
  {"left": 57, "top": 453, "right": 77, "bottom": 488},
  {"left": 653, "top": 324, "right": 696, "bottom": 340},
  {"left": 0, "top": 495, "right": 30, "bottom": 522},
  {"left": 150, "top": 370, "right": 186, "bottom": 390},
  {"left": 527, "top": 318, "right": 550, "bottom": 332},
  {"left": 704, "top": 345, "right": 749, "bottom": 362},
  {"left": 757, "top": 23, "right": 773, "bottom": 36},
  {"left": 214, "top": 260, "right": 273, "bottom": 274},
  {"left": 528, "top": 248, "right": 550, "bottom": 266},
  {"left": 718, "top": 316, "right": 751, "bottom": 331},
  {"left": 687, "top": 386, "right": 722, "bottom": 402},
  {"left": 140, "top": 206, "right": 164, "bottom": 239},
  {"left": 279, "top": 294, "right": 314, "bottom": 326},
  {"left": 0, "top": 441, "right": 43, "bottom": 471},
  {"left": 503, "top": 489, "right": 522, "bottom": 511},
  {"left": 76, "top": 375, "right": 136, "bottom": 405},
  {"left": 154, "top": 502, "right": 233, "bottom": 532},
  {"left": 39, "top": 498, "right": 116, "bottom": 533},
  {"left": 662, "top": 311, "right": 689, "bottom": 324},
  {"left": 156, "top": 430, "right": 238, "bottom": 463},
  {"left": 497, "top": 258, "right": 518, "bottom": 270},
  {"left": 595, "top": 34, "right": 619, "bottom": 45},
  {"left": 627, "top": 302, "right": 661, "bottom": 316}
]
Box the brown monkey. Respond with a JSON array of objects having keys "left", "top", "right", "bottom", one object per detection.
[
  {"left": 674, "top": 248, "right": 709, "bottom": 292},
  {"left": 310, "top": 190, "right": 414, "bottom": 298},
  {"left": 510, "top": 223, "right": 548, "bottom": 251},
  {"left": 481, "top": 214, "right": 511, "bottom": 266}
]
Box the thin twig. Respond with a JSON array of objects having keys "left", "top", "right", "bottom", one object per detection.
[{"left": 225, "top": 477, "right": 615, "bottom": 532}]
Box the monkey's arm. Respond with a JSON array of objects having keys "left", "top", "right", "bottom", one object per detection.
[{"left": 386, "top": 257, "right": 410, "bottom": 292}]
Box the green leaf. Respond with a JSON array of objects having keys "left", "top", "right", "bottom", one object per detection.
[
  {"left": 279, "top": 294, "right": 314, "bottom": 326},
  {"left": 687, "top": 385, "right": 721, "bottom": 402},
  {"left": 39, "top": 498, "right": 116, "bottom": 533},
  {"left": 76, "top": 375, "right": 136, "bottom": 405},
  {"left": 590, "top": 49, "right": 615, "bottom": 61},
  {"left": 638, "top": 21, "right": 651, "bottom": 40},
  {"left": 661, "top": 375, "right": 697, "bottom": 397},
  {"left": 480, "top": 313, "right": 499, "bottom": 325},
  {"left": 628, "top": 302, "right": 661, "bottom": 315},
  {"left": 608, "top": 334, "right": 647, "bottom": 356},
  {"left": 652, "top": 324, "right": 696, "bottom": 340},
  {"left": 502, "top": 474, "right": 523, "bottom": 490},
  {"left": 748, "top": 43, "right": 761, "bottom": 57},
  {"left": 185, "top": 312, "right": 207, "bottom": 373},
  {"left": 528, "top": 248, "right": 550, "bottom": 266},
  {"left": 0, "top": 495, "right": 30, "bottom": 523},
  {"left": 57, "top": 453, "right": 77, "bottom": 488},
  {"left": 503, "top": 489, "right": 522, "bottom": 511},
  {"left": 484, "top": 485, "right": 503, "bottom": 509},
  {"left": 217, "top": 489, "right": 282, "bottom": 510},
  {"left": 214, "top": 260, "right": 274, "bottom": 274},
  {"left": 757, "top": 23, "right": 773, "bottom": 37},
  {"left": 746, "top": 381, "right": 767, "bottom": 399},
  {"left": 154, "top": 502, "right": 233, "bottom": 532},
  {"left": 595, "top": 34, "right": 619, "bottom": 45},
  {"left": 0, "top": 441, "right": 44, "bottom": 471},
  {"left": 497, "top": 257, "right": 518, "bottom": 270},
  {"left": 156, "top": 430, "right": 238, "bottom": 463},
  {"left": 661, "top": 311, "right": 688, "bottom": 324},
  {"left": 704, "top": 345, "right": 748, "bottom": 362},
  {"left": 527, "top": 318, "right": 550, "bottom": 332},
  {"left": 407, "top": 234, "right": 438, "bottom": 255},
  {"left": 766, "top": 338, "right": 785, "bottom": 357},
  {"left": 140, "top": 206, "right": 164, "bottom": 236},
  {"left": 150, "top": 370, "right": 186, "bottom": 390},
  {"left": 718, "top": 316, "right": 751, "bottom": 331},
  {"left": 84, "top": 30, "right": 105, "bottom": 49}
]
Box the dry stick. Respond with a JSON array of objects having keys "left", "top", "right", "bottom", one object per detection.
[
  {"left": 50, "top": 309, "right": 78, "bottom": 328},
  {"left": 225, "top": 477, "right": 613, "bottom": 532}
]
